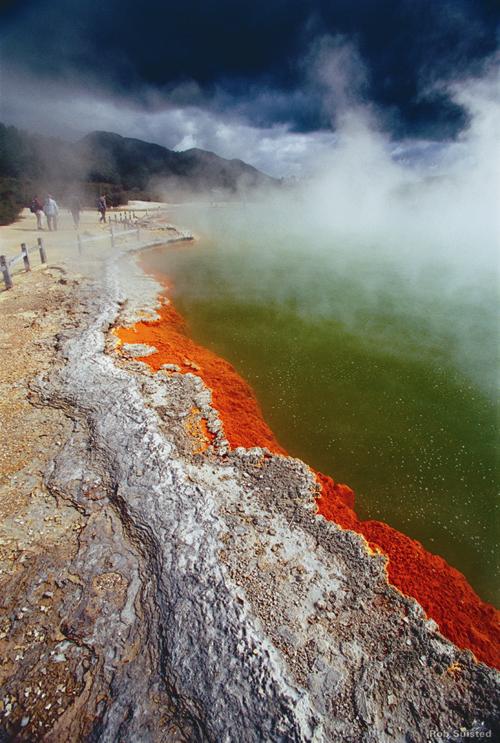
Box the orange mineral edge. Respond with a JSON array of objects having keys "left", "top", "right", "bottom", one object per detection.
[{"left": 116, "top": 292, "right": 500, "bottom": 670}]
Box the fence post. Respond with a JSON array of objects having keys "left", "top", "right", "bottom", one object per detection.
[
  {"left": 0, "top": 255, "right": 13, "bottom": 290},
  {"left": 110, "top": 225, "right": 115, "bottom": 248},
  {"left": 114, "top": 214, "right": 118, "bottom": 223},
  {"left": 77, "top": 234, "right": 83, "bottom": 255},
  {"left": 136, "top": 225, "right": 140, "bottom": 241},
  {"left": 21, "top": 243, "right": 31, "bottom": 271},
  {"left": 37, "top": 237, "right": 47, "bottom": 264}
]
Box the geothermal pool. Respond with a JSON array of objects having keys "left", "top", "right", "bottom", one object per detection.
[{"left": 143, "top": 204, "right": 498, "bottom": 605}]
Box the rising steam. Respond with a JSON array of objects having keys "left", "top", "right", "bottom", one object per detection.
[{"left": 162, "top": 44, "right": 499, "bottom": 397}]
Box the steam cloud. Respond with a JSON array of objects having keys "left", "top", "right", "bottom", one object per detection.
[{"left": 162, "top": 43, "right": 499, "bottom": 397}]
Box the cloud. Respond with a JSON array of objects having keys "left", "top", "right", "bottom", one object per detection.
[
  {"left": 2, "top": 40, "right": 499, "bottom": 180},
  {"left": 1, "top": 0, "right": 498, "bottom": 139},
  {"left": 0, "top": 0, "right": 498, "bottom": 180},
  {"left": 0, "top": 67, "right": 339, "bottom": 177}
]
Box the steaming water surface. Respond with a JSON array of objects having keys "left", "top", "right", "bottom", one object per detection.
[{"left": 143, "top": 204, "right": 498, "bottom": 604}]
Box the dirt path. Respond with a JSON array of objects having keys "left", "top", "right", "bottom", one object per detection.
[
  {"left": 0, "top": 264, "right": 85, "bottom": 735},
  {"left": 0, "top": 209, "right": 188, "bottom": 740}
]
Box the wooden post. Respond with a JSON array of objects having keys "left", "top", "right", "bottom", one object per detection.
[
  {"left": 136, "top": 225, "right": 141, "bottom": 241},
  {"left": 77, "top": 234, "right": 83, "bottom": 254},
  {"left": 21, "top": 243, "right": 31, "bottom": 271},
  {"left": 110, "top": 225, "right": 115, "bottom": 248},
  {"left": 0, "top": 255, "right": 13, "bottom": 290},
  {"left": 114, "top": 214, "right": 118, "bottom": 223},
  {"left": 37, "top": 237, "right": 47, "bottom": 264}
]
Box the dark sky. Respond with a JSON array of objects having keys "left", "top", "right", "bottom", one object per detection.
[{"left": 0, "top": 0, "right": 498, "bottom": 173}]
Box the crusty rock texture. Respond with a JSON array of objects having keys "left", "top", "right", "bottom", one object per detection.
[{"left": 1, "top": 232, "right": 499, "bottom": 742}]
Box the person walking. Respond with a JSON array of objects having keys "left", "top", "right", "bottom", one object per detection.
[
  {"left": 30, "top": 196, "right": 44, "bottom": 230},
  {"left": 69, "top": 196, "right": 81, "bottom": 228},
  {"left": 44, "top": 194, "right": 59, "bottom": 231},
  {"left": 97, "top": 194, "right": 107, "bottom": 223}
]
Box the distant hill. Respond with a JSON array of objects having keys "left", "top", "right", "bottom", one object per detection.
[
  {"left": 80, "top": 131, "right": 276, "bottom": 193},
  {"left": 0, "top": 123, "right": 279, "bottom": 223}
]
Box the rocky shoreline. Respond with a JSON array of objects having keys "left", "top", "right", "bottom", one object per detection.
[{"left": 0, "top": 214, "right": 498, "bottom": 741}]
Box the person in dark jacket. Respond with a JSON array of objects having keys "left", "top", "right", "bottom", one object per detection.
[
  {"left": 69, "top": 196, "right": 81, "bottom": 228},
  {"left": 97, "top": 194, "right": 107, "bottom": 223},
  {"left": 30, "top": 196, "right": 44, "bottom": 230}
]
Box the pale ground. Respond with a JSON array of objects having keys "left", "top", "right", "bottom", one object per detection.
[
  {"left": 0, "top": 206, "right": 183, "bottom": 739},
  {"left": 0, "top": 216, "right": 89, "bottom": 734},
  {"left": 0, "top": 208, "right": 103, "bottom": 735}
]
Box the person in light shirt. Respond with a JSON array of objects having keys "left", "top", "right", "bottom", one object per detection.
[{"left": 43, "top": 194, "right": 59, "bottom": 231}]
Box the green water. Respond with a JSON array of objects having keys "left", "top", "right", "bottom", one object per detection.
[{"left": 143, "top": 205, "right": 499, "bottom": 604}]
